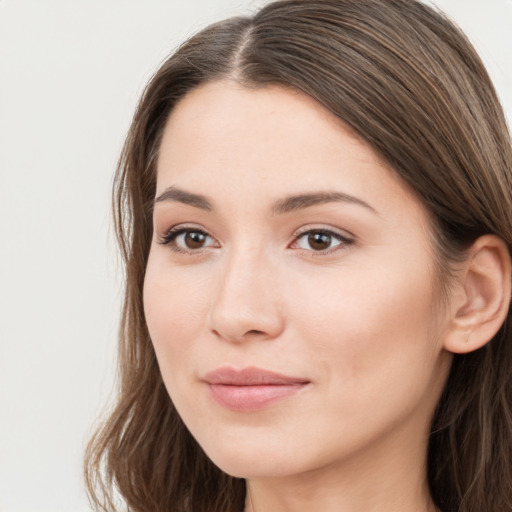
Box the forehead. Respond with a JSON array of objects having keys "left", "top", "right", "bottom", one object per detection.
[
  {"left": 159, "top": 81, "right": 369, "bottom": 167},
  {"left": 156, "top": 80, "right": 427, "bottom": 225}
]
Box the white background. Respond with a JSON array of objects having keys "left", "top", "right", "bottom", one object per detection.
[{"left": 0, "top": 1, "right": 510, "bottom": 511}]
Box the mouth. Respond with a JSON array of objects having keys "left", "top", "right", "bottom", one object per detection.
[{"left": 201, "top": 366, "right": 310, "bottom": 412}]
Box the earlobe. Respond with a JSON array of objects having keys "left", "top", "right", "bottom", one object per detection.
[{"left": 443, "top": 235, "right": 511, "bottom": 354}]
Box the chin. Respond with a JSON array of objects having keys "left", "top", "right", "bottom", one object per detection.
[
  {"left": 194, "top": 428, "right": 328, "bottom": 480},
  {"left": 207, "top": 450, "right": 302, "bottom": 480}
]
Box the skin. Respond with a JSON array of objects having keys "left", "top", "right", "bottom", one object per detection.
[{"left": 143, "top": 80, "right": 454, "bottom": 511}]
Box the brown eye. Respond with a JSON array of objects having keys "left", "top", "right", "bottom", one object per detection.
[
  {"left": 184, "top": 231, "right": 207, "bottom": 249},
  {"left": 308, "top": 232, "right": 333, "bottom": 251},
  {"left": 160, "top": 227, "right": 217, "bottom": 252},
  {"left": 294, "top": 229, "right": 350, "bottom": 253}
]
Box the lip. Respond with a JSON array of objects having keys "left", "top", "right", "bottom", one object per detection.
[{"left": 202, "top": 366, "right": 310, "bottom": 412}]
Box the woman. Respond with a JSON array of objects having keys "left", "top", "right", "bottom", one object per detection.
[{"left": 85, "top": 1, "right": 512, "bottom": 511}]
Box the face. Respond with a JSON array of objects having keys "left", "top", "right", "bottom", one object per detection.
[{"left": 144, "top": 81, "right": 453, "bottom": 480}]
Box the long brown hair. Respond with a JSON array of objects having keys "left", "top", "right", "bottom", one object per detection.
[{"left": 84, "top": 1, "right": 512, "bottom": 511}]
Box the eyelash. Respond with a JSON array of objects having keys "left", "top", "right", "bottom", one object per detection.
[
  {"left": 158, "top": 225, "right": 354, "bottom": 256},
  {"left": 158, "top": 225, "right": 216, "bottom": 254},
  {"left": 290, "top": 227, "right": 354, "bottom": 255}
]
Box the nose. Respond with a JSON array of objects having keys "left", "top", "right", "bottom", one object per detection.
[{"left": 207, "top": 246, "right": 285, "bottom": 343}]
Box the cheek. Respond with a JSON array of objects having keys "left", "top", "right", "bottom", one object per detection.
[
  {"left": 289, "top": 254, "right": 443, "bottom": 401},
  {"left": 143, "top": 254, "right": 210, "bottom": 376}
]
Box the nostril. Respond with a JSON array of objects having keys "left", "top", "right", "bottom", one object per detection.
[
  {"left": 245, "top": 329, "right": 265, "bottom": 337},
  {"left": 211, "top": 327, "right": 267, "bottom": 341}
]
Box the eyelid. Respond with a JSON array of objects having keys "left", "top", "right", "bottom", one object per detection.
[{"left": 292, "top": 224, "right": 355, "bottom": 239}]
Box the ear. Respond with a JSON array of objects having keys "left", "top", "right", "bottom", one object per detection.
[{"left": 443, "top": 235, "right": 511, "bottom": 354}]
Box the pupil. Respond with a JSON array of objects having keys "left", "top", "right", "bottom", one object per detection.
[
  {"left": 185, "top": 231, "right": 206, "bottom": 249},
  {"left": 308, "top": 232, "right": 331, "bottom": 250}
]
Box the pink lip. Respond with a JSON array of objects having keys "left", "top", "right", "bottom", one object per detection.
[{"left": 202, "top": 366, "right": 310, "bottom": 412}]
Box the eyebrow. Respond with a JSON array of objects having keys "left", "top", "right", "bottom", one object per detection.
[
  {"left": 272, "top": 191, "right": 377, "bottom": 215},
  {"left": 154, "top": 186, "right": 377, "bottom": 215},
  {"left": 154, "top": 186, "right": 213, "bottom": 211}
]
